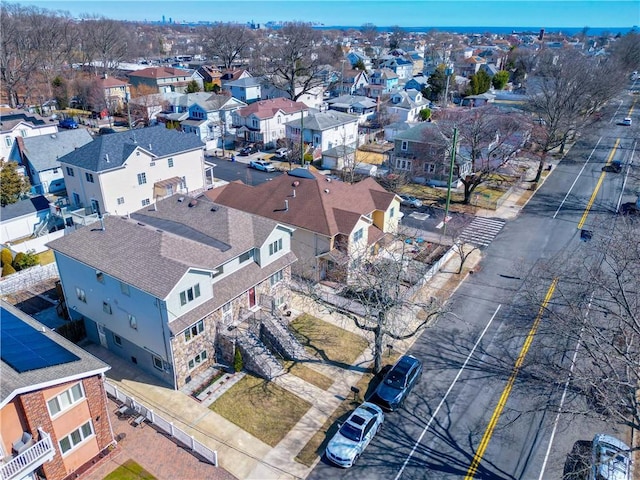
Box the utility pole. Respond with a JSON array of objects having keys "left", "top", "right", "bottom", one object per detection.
[
  {"left": 300, "top": 108, "right": 305, "bottom": 165},
  {"left": 443, "top": 127, "right": 457, "bottom": 236}
]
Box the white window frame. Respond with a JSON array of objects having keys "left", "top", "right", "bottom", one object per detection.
[
  {"left": 66, "top": 166, "right": 74, "bottom": 176},
  {"left": 269, "top": 238, "right": 283, "bottom": 256},
  {"left": 353, "top": 228, "right": 364, "bottom": 242},
  {"left": 401, "top": 140, "right": 408, "bottom": 151},
  {"left": 270, "top": 269, "right": 284, "bottom": 286},
  {"left": 187, "top": 350, "right": 207, "bottom": 371},
  {"left": 179, "top": 284, "right": 201, "bottom": 306},
  {"left": 141, "top": 198, "right": 150, "bottom": 206},
  {"left": 76, "top": 287, "right": 86, "bottom": 303},
  {"left": 47, "top": 382, "right": 85, "bottom": 417},
  {"left": 85, "top": 172, "right": 94, "bottom": 183},
  {"left": 59, "top": 421, "right": 94, "bottom": 456},
  {"left": 137, "top": 172, "right": 147, "bottom": 185},
  {"left": 184, "top": 319, "right": 204, "bottom": 343}
]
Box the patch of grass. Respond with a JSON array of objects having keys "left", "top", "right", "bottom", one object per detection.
[
  {"left": 37, "top": 249, "right": 55, "bottom": 265},
  {"left": 283, "top": 361, "right": 334, "bottom": 390},
  {"left": 102, "top": 459, "right": 156, "bottom": 480},
  {"left": 289, "top": 314, "right": 369, "bottom": 367},
  {"left": 209, "top": 374, "right": 311, "bottom": 447},
  {"left": 515, "top": 189, "right": 535, "bottom": 207}
]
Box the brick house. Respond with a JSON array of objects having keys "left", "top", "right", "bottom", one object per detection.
[{"left": 0, "top": 301, "right": 113, "bottom": 480}]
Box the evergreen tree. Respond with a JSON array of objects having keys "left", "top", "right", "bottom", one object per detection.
[
  {"left": 467, "top": 70, "right": 492, "bottom": 95},
  {"left": 492, "top": 70, "right": 510, "bottom": 90},
  {"left": 0, "top": 161, "right": 31, "bottom": 206}
]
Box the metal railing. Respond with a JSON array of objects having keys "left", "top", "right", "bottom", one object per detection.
[
  {"left": 1, "top": 428, "right": 55, "bottom": 480},
  {"left": 103, "top": 382, "right": 218, "bottom": 466}
]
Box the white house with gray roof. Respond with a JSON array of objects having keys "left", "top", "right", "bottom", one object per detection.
[
  {"left": 48, "top": 194, "right": 297, "bottom": 389},
  {"left": 16, "top": 128, "right": 93, "bottom": 194},
  {"left": 180, "top": 94, "right": 246, "bottom": 149},
  {"left": 285, "top": 111, "right": 359, "bottom": 158},
  {"left": 57, "top": 125, "right": 206, "bottom": 217},
  {"left": 385, "top": 89, "right": 430, "bottom": 123}
]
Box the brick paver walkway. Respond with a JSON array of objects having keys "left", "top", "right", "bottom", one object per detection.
[{"left": 80, "top": 397, "right": 237, "bottom": 480}]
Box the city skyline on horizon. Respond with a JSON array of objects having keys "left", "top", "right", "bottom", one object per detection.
[{"left": 6, "top": 0, "right": 640, "bottom": 29}]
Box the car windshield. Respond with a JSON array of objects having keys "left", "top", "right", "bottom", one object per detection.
[
  {"left": 339, "top": 422, "right": 363, "bottom": 442},
  {"left": 385, "top": 369, "right": 408, "bottom": 389}
]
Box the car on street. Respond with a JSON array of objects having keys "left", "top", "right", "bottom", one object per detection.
[
  {"left": 399, "top": 195, "right": 423, "bottom": 208},
  {"left": 620, "top": 117, "right": 632, "bottom": 126},
  {"left": 324, "top": 402, "right": 384, "bottom": 468},
  {"left": 97, "top": 127, "right": 117, "bottom": 135},
  {"left": 58, "top": 118, "right": 78, "bottom": 129},
  {"left": 369, "top": 354, "right": 423, "bottom": 411},
  {"left": 588, "top": 434, "right": 631, "bottom": 480},
  {"left": 602, "top": 160, "right": 622, "bottom": 173},
  {"left": 249, "top": 160, "right": 276, "bottom": 172},
  {"left": 273, "top": 148, "right": 291, "bottom": 160},
  {"left": 238, "top": 144, "right": 258, "bottom": 156}
]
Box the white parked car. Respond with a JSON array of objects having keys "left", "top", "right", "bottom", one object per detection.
[
  {"left": 620, "top": 117, "right": 632, "bottom": 126},
  {"left": 325, "top": 402, "right": 384, "bottom": 468},
  {"left": 589, "top": 434, "right": 631, "bottom": 480}
]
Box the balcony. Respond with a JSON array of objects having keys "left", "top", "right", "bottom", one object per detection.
[{"left": 1, "top": 429, "right": 55, "bottom": 480}]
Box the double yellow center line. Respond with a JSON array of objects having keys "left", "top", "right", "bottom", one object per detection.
[{"left": 465, "top": 278, "right": 558, "bottom": 479}]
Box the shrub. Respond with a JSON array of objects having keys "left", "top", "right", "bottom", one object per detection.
[
  {"left": 1, "top": 248, "right": 13, "bottom": 267},
  {"left": 12, "top": 252, "right": 25, "bottom": 271},
  {"left": 12, "top": 250, "right": 39, "bottom": 270},
  {"left": 233, "top": 346, "right": 244, "bottom": 373},
  {"left": 2, "top": 263, "right": 16, "bottom": 276}
]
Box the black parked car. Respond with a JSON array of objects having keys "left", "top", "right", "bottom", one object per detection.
[
  {"left": 238, "top": 144, "right": 258, "bottom": 156},
  {"left": 369, "top": 355, "right": 423, "bottom": 411}
]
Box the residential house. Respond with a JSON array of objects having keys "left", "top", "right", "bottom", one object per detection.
[
  {"left": 220, "top": 69, "right": 252, "bottom": 91},
  {"left": 338, "top": 70, "right": 370, "bottom": 96},
  {"left": 180, "top": 94, "right": 247, "bottom": 150},
  {"left": 0, "top": 301, "right": 113, "bottom": 480},
  {"left": 16, "top": 129, "right": 94, "bottom": 194},
  {"left": 127, "top": 67, "right": 203, "bottom": 94},
  {"left": 285, "top": 111, "right": 359, "bottom": 162},
  {"left": 457, "top": 55, "right": 487, "bottom": 76},
  {"left": 56, "top": 125, "right": 206, "bottom": 217},
  {"left": 225, "top": 77, "right": 262, "bottom": 104},
  {"left": 392, "top": 122, "right": 471, "bottom": 186},
  {"left": 385, "top": 89, "right": 430, "bottom": 123},
  {"left": 460, "top": 92, "right": 496, "bottom": 107},
  {"left": 232, "top": 98, "right": 309, "bottom": 148},
  {"left": 196, "top": 65, "right": 223, "bottom": 90},
  {"left": 404, "top": 75, "right": 429, "bottom": 93},
  {"left": 207, "top": 167, "right": 401, "bottom": 282},
  {"left": 261, "top": 81, "right": 326, "bottom": 111},
  {"left": 378, "top": 56, "right": 414, "bottom": 82},
  {"left": 326, "top": 95, "right": 377, "bottom": 124},
  {"left": 407, "top": 51, "right": 425, "bottom": 76},
  {"left": 0, "top": 195, "right": 52, "bottom": 243},
  {"left": 98, "top": 75, "right": 130, "bottom": 114},
  {"left": 346, "top": 51, "right": 373, "bottom": 71},
  {"left": 47, "top": 194, "right": 297, "bottom": 388},
  {"left": 1, "top": 112, "right": 58, "bottom": 163},
  {"left": 366, "top": 68, "right": 399, "bottom": 98}
]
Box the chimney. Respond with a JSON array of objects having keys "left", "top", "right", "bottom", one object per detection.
[
  {"left": 292, "top": 189, "right": 296, "bottom": 198},
  {"left": 285, "top": 199, "right": 289, "bottom": 211},
  {"left": 105, "top": 153, "right": 109, "bottom": 163},
  {"left": 148, "top": 143, "right": 152, "bottom": 151}
]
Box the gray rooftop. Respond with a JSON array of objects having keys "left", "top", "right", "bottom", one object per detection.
[
  {"left": 21, "top": 128, "right": 94, "bottom": 172},
  {"left": 0, "top": 195, "right": 50, "bottom": 221},
  {"left": 394, "top": 121, "right": 446, "bottom": 143},
  {"left": 286, "top": 111, "right": 357, "bottom": 131},
  {"left": 56, "top": 125, "right": 204, "bottom": 172},
  {"left": 1, "top": 301, "right": 109, "bottom": 408},
  {"left": 47, "top": 194, "right": 286, "bottom": 299},
  {"left": 226, "top": 77, "right": 263, "bottom": 88}
]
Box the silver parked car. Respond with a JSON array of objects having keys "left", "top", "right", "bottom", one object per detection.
[
  {"left": 589, "top": 434, "right": 631, "bottom": 480},
  {"left": 325, "top": 402, "right": 384, "bottom": 468}
]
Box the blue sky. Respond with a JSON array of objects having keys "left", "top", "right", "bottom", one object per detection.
[{"left": 9, "top": 0, "right": 640, "bottom": 28}]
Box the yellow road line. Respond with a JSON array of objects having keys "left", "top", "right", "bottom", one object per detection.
[
  {"left": 627, "top": 99, "right": 636, "bottom": 116},
  {"left": 465, "top": 278, "right": 559, "bottom": 479},
  {"left": 577, "top": 138, "right": 620, "bottom": 229}
]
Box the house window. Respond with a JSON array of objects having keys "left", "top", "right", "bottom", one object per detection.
[
  {"left": 390, "top": 207, "right": 395, "bottom": 218},
  {"left": 59, "top": 421, "right": 93, "bottom": 455},
  {"left": 187, "top": 350, "right": 207, "bottom": 370},
  {"left": 401, "top": 140, "right": 408, "bottom": 151},
  {"left": 4, "top": 137, "right": 10, "bottom": 147},
  {"left": 179, "top": 284, "right": 201, "bottom": 306},
  {"left": 269, "top": 238, "right": 283, "bottom": 256},
  {"left": 424, "top": 163, "right": 436, "bottom": 173},
  {"left": 222, "top": 302, "right": 232, "bottom": 323},
  {"left": 47, "top": 383, "right": 85, "bottom": 417},
  {"left": 153, "top": 356, "right": 163, "bottom": 371},
  {"left": 96, "top": 271, "right": 104, "bottom": 283},
  {"left": 85, "top": 172, "right": 94, "bottom": 183},
  {"left": 66, "top": 167, "right": 74, "bottom": 176},
  {"left": 114, "top": 334, "right": 122, "bottom": 346},
  {"left": 76, "top": 287, "right": 86, "bottom": 303},
  {"left": 137, "top": 173, "right": 147, "bottom": 185},
  {"left": 168, "top": 158, "right": 174, "bottom": 168},
  {"left": 184, "top": 319, "right": 204, "bottom": 342},
  {"left": 103, "top": 301, "right": 112, "bottom": 314},
  {"left": 117, "top": 197, "right": 125, "bottom": 205},
  {"left": 212, "top": 265, "right": 224, "bottom": 278},
  {"left": 53, "top": 168, "right": 58, "bottom": 174},
  {"left": 120, "top": 282, "right": 130, "bottom": 296},
  {"left": 270, "top": 269, "right": 284, "bottom": 286},
  {"left": 239, "top": 250, "right": 253, "bottom": 263},
  {"left": 129, "top": 314, "right": 137, "bottom": 330},
  {"left": 395, "top": 159, "right": 412, "bottom": 170},
  {"left": 354, "top": 228, "right": 364, "bottom": 242},
  {"left": 141, "top": 198, "right": 150, "bottom": 206}
]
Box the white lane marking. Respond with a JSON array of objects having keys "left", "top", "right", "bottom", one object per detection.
[
  {"left": 616, "top": 140, "right": 637, "bottom": 213},
  {"left": 394, "top": 304, "right": 502, "bottom": 480},
  {"left": 553, "top": 137, "right": 603, "bottom": 219}
]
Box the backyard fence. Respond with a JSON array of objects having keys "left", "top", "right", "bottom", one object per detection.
[
  {"left": 104, "top": 382, "right": 218, "bottom": 467},
  {"left": 0, "top": 262, "right": 59, "bottom": 296}
]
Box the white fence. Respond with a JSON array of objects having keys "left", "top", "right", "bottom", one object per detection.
[
  {"left": 7, "top": 230, "right": 65, "bottom": 254},
  {"left": 0, "top": 263, "right": 59, "bottom": 295},
  {"left": 104, "top": 382, "right": 218, "bottom": 467}
]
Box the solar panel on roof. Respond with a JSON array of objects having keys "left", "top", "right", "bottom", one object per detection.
[{"left": 0, "top": 307, "right": 80, "bottom": 373}]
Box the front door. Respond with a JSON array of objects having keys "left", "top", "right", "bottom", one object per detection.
[
  {"left": 90, "top": 198, "right": 100, "bottom": 215},
  {"left": 97, "top": 323, "right": 108, "bottom": 348},
  {"left": 248, "top": 287, "right": 256, "bottom": 309}
]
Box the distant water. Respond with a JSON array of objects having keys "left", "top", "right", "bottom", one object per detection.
[{"left": 313, "top": 25, "right": 636, "bottom": 35}]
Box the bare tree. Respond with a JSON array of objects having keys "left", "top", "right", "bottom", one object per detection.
[
  {"left": 436, "top": 106, "right": 528, "bottom": 204},
  {"left": 360, "top": 23, "right": 378, "bottom": 46},
  {"left": 261, "top": 22, "right": 327, "bottom": 101},
  {"left": 201, "top": 23, "right": 254, "bottom": 69},
  {"left": 298, "top": 235, "right": 445, "bottom": 373},
  {"left": 609, "top": 31, "right": 640, "bottom": 72},
  {"left": 388, "top": 26, "right": 404, "bottom": 50},
  {"left": 79, "top": 17, "right": 129, "bottom": 76}
]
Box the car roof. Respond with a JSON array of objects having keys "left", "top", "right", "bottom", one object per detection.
[
  {"left": 594, "top": 434, "right": 630, "bottom": 452},
  {"left": 349, "top": 402, "right": 381, "bottom": 423}
]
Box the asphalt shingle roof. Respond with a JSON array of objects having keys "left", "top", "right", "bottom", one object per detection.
[
  {"left": 0, "top": 195, "right": 50, "bottom": 221},
  {"left": 1, "top": 301, "right": 109, "bottom": 408},
  {"left": 285, "top": 111, "right": 357, "bottom": 131},
  {"left": 56, "top": 125, "right": 204, "bottom": 172},
  {"left": 20, "top": 128, "right": 94, "bottom": 172}
]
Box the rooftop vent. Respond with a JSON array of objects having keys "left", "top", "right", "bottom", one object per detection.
[
  {"left": 292, "top": 181, "right": 300, "bottom": 187},
  {"left": 105, "top": 153, "right": 110, "bottom": 162},
  {"left": 148, "top": 144, "right": 152, "bottom": 150},
  {"left": 137, "top": 222, "right": 146, "bottom": 227},
  {"left": 178, "top": 196, "right": 185, "bottom": 203},
  {"left": 285, "top": 199, "right": 289, "bottom": 211},
  {"left": 188, "top": 199, "right": 198, "bottom": 207},
  {"left": 326, "top": 177, "right": 331, "bottom": 182},
  {"left": 210, "top": 207, "right": 218, "bottom": 212},
  {"left": 324, "top": 189, "right": 330, "bottom": 194}
]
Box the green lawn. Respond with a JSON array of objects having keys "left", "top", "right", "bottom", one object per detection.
[
  {"left": 283, "top": 361, "right": 334, "bottom": 390},
  {"left": 209, "top": 374, "right": 311, "bottom": 447},
  {"left": 102, "top": 459, "right": 156, "bottom": 480}
]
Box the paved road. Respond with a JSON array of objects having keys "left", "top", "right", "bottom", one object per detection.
[
  {"left": 206, "top": 151, "right": 284, "bottom": 186},
  {"left": 309, "top": 89, "right": 638, "bottom": 479}
]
